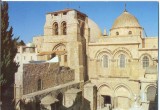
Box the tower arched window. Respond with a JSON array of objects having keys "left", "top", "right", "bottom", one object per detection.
[
  {"left": 102, "top": 55, "right": 108, "bottom": 68},
  {"left": 53, "top": 22, "right": 58, "bottom": 35},
  {"left": 116, "top": 32, "right": 119, "bottom": 36},
  {"left": 119, "top": 54, "right": 125, "bottom": 68},
  {"left": 61, "top": 21, "right": 67, "bottom": 35},
  {"left": 128, "top": 31, "right": 132, "bottom": 35},
  {"left": 37, "top": 79, "right": 42, "bottom": 90},
  {"left": 143, "top": 56, "right": 149, "bottom": 69}
]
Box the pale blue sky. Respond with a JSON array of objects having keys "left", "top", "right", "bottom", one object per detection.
[{"left": 8, "top": 1, "right": 158, "bottom": 43}]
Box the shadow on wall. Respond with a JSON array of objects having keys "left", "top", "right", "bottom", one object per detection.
[
  {"left": 18, "top": 92, "right": 91, "bottom": 110},
  {"left": 2, "top": 85, "right": 15, "bottom": 110}
]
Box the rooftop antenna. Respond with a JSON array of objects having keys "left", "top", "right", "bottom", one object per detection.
[{"left": 78, "top": 6, "right": 80, "bottom": 11}]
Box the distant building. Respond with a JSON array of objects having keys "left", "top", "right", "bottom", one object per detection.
[
  {"left": 16, "top": 8, "right": 158, "bottom": 110},
  {"left": 14, "top": 43, "right": 38, "bottom": 105}
]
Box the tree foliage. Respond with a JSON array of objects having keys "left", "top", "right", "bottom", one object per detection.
[
  {"left": 17, "top": 40, "right": 25, "bottom": 46},
  {"left": 1, "top": 1, "right": 19, "bottom": 88}
]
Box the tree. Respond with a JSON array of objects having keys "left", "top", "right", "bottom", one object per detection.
[
  {"left": 1, "top": 2, "right": 19, "bottom": 109},
  {"left": 17, "top": 40, "right": 25, "bottom": 46}
]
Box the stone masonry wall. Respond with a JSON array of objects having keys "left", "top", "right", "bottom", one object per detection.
[{"left": 23, "top": 63, "right": 75, "bottom": 94}]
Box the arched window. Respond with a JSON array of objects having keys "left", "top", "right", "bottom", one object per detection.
[
  {"left": 53, "top": 22, "right": 58, "bottom": 35},
  {"left": 61, "top": 21, "right": 67, "bottom": 35},
  {"left": 116, "top": 32, "right": 119, "bottom": 36},
  {"left": 147, "top": 86, "right": 156, "bottom": 102},
  {"left": 37, "top": 79, "right": 42, "bottom": 90},
  {"left": 102, "top": 55, "right": 108, "bottom": 68},
  {"left": 119, "top": 54, "right": 125, "bottom": 68},
  {"left": 143, "top": 56, "right": 149, "bottom": 69},
  {"left": 128, "top": 31, "right": 132, "bottom": 35}
]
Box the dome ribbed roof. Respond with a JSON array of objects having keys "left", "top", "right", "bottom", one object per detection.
[{"left": 111, "top": 11, "right": 141, "bottom": 29}]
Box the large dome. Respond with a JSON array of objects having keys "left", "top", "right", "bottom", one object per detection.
[
  {"left": 88, "top": 18, "right": 102, "bottom": 42},
  {"left": 111, "top": 11, "right": 141, "bottom": 29}
]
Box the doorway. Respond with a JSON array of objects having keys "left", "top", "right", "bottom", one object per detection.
[{"left": 101, "top": 95, "right": 111, "bottom": 109}]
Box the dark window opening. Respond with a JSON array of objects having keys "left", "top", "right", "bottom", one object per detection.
[
  {"left": 129, "top": 31, "right": 132, "bottom": 35},
  {"left": 64, "top": 55, "right": 67, "bottom": 62},
  {"left": 37, "top": 79, "right": 42, "bottom": 91},
  {"left": 53, "top": 22, "right": 58, "bottom": 35},
  {"left": 63, "top": 12, "right": 67, "bottom": 15},
  {"left": 54, "top": 14, "right": 58, "bottom": 16},
  {"left": 116, "top": 32, "right": 119, "bottom": 36},
  {"left": 103, "top": 95, "right": 111, "bottom": 104},
  {"left": 61, "top": 22, "right": 67, "bottom": 35}
]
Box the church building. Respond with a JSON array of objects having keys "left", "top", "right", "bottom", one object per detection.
[{"left": 15, "top": 7, "right": 158, "bottom": 110}]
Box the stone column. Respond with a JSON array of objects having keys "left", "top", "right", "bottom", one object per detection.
[{"left": 84, "top": 83, "right": 97, "bottom": 110}]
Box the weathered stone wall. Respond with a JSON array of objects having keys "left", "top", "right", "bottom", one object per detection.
[{"left": 23, "top": 62, "right": 75, "bottom": 94}]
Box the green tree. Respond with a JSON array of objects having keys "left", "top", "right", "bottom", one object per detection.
[
  {"left": 1, "top": 2, "right": 19, "bottom": 109},
  {"left": 17, "top": 40, "right": 25, "bottom": 46}
]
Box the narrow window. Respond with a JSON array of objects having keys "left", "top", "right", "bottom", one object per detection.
[
  {"left": 54, "top": 13, "right": 58, "bottom": 16},
  {"left": 59, "top": 55, "right": 61, "bottom": 62},
  {"left": 64, "top": 55, "right": 67, "bottom": 62},
  {"left": 143, "top": 56, "right": 149, "bottom": 69},
  {"left": 80, "top": 23, "right": 84, "bottom": 36},
  {"left": 116, "top": 32, "right": 119, "bottom": 36},
  {"left": 17, "top": 56, "right": 19, "bottom": 60},
  {"left": 37, "top": 79, "right": 42, "bottom": 90},
  {"left": 53, "top": 22, "right": 58, "bottom": 35},
  {"left": 119, "top": 54, "right": 125, "bottom": 68},
  {"left": 31, "top": 56, "right": 32, "bottom": 60},
  {"left": 102, "top": 55, "right": 108, "bottom": 68},
  {"left": 128, "top": 31, "right": 132, "bottom": 35},
  {"left": 61, "top": 21, "right": 67, "bottom": 35},
  {"left": 24, "top": 56, "right": 25, "bottom": 60},
  {"left": 63, "top": 12, "right": 67, "bottom": 15}
]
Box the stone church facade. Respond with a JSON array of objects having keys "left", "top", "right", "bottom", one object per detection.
[{"left": 16, "top": 8, "right": 158, "bottom": 110}]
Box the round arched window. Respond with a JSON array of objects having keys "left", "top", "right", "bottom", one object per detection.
[
  {"left": 61, "top": 21, "right": 67, "bottom": 35},
  {"left": 102, "top": 55, "right": 108, "bottom": 68},
  {"left": 143, "top": 56, "right": 149, "bottom": 69},
  {"left": 119, "top": 54, "right": 125, "bottom": 68},
  {"left": 53, "top": 22, "right": 58, "bottom": 35}
]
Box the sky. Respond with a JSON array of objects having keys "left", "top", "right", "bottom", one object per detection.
[{"left": 8, "top": 1, "right": 159, "bottom": 43}]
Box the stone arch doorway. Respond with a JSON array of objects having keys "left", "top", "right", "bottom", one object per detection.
[
  {"left": 147, "top": 86, "right": 156, "bottom": 102},
  {"left": 97, "top": 84, "right": 113, "bottom": 109},
  {"left": 114, "top": 85, "right": 131, "bottom": 109},
  {"left": 146, "top": 86, "right": 157, "bottom": 110}
]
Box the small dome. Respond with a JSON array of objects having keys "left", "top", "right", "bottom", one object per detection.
[
  {"left": 26, "top": 42, "right": 35, "bottom": 47},
  {"left": 111, "top": 11, "right": 141, "bottom": 29}
]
